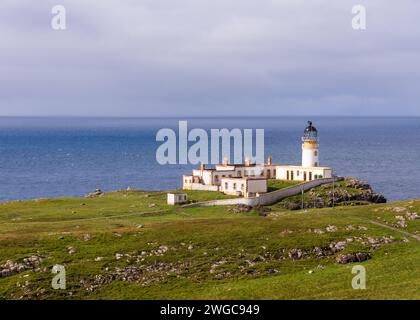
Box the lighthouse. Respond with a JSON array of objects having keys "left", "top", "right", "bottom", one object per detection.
[{"left": 302, "top": 121, "right": 319, "bottom": 167}]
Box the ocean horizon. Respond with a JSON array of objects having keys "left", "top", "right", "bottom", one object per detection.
[{"left": 0, "top": 116, "right": 419, "bottom": 202}]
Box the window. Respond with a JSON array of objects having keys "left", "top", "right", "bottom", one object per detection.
[
  {"left": 184, "top": 179, "right": 188, "bottom": 184},
  {"left": 260, "top": 170, "right": 264, "bottom": 176},
  {"left": 241, "top": 184, "right": 244, "bottom": 191},
  {"left": 314, "top": 162, "right": 318, "bottom": 167},
  {"left": 233, "top": 183, "right": 237, "bottom": 189},
  {"left": 297, "top": 170, "right": 300, "bottom": 177},
  {"left": 225, "top": 182, "right": 228, "bottom": 189},
  {"left": 237, "top": 171, "right": 242, "bottom": 177},
  {"left": 215, "top": 175, "right": 219, "bottom": 181},
  {"left": 314, "top": 151, "right": 318, "bottom": 156},
  {"left": 229, "top": 174, "right": 232, "bottom": 178}
]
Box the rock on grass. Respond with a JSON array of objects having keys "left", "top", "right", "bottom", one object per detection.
[{"left": 336, "top": 252, "right": 371, "bottom": 264}]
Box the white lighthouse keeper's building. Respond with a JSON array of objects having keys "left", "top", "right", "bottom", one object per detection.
[{"left": 182, "top": 121, "right": 334, "bottom": 195}]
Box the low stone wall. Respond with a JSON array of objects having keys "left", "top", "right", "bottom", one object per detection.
[
  {"left": 252, "top": 177, "right": 343, "bottom": 206},
  {"left": 189, "top": 183, "right": 220, "bottom": 192},
  {"left": 183, "top": 198, "right": 251, "bottom": 208},
  {"left": 183, "top": 177, "right": 343, "bottom": 208}
]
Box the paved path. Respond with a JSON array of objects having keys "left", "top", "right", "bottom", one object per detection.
[
  {"left": 0, "top": 209, "right": 171, "bottom": 225},
  {"left": 367, "top": 219, "right": 420, "bottom": 242}
]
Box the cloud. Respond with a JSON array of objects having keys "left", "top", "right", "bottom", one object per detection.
[{"left": 0, "top": 0, "right": 419, "bottom": 116}]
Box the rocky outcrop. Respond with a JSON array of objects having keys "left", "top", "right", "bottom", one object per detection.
[
  {"left": 0, "top": 255, "right": 44, "bottom": 278},
  {"left": 227, "top": 204, "right": 271, "bottom": 216},
  {"left": 227, "top": 204, "right": 253, "bottom": 214},
  {"left": 336, "top": 252, "right": 371, "bottom": 264},
  {"left": 85, "top": 189, "right": 104, "bottom": 198},
  {"left": 279, "top": 178, "right": 386, "bottom": 210}
]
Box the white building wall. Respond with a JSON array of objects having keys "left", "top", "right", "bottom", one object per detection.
[
  {"left": 220, "top": 178, "right": 246, "bottom": 195},
  {"left": 323, "top": 169, "right": 333, "bottom": 179},
  {"left": 220, "top": 178, "right": 267, "bottom": 197},
  {"left": 201, "top": 171, "right": 212, "bottom": 185},
  {"left": 247, "top": 179, "right": 267, "bottom": 194},
  {"left": 275, "top": 166, "right": 331, "bottom": 182},
  {"left": 190, "top": 183, "right": 219, "bottom": 191},
  {"left": 167, "top": 193, "right": 188, "bottom": 205},
  {"left": 182, "top": 175, "right": 193, "bottom": 189}
]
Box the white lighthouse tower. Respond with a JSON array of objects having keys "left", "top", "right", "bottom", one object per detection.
[{"left": 302, "top": 121, "right": 319, "bottom": 167}]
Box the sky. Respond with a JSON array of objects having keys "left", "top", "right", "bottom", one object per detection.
[{"left": 0, "top": 0, "right": 419, "bottom": 117}]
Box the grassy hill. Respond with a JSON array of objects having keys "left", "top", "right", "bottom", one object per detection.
[
  {"left": 276, "top": 178, "right": 387, "bottom": 210},
  {"left": 0, "top": 189, "right": 419, "bottom": 300}
]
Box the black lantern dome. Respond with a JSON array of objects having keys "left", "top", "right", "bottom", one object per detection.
[{"left": 303, "top": 121, "right": 318, "bottom": 140}]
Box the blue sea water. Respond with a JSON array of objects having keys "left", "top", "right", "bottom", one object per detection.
[{"left": 0, "top": 117, "right": 419, "bottom": 202}]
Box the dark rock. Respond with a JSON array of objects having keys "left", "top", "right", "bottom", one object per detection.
[
  {"left": 288, "top": 249, "right": 304, "bottom": 260},
  {"left": 281, "top": 201, "right": 302, "bottom": 210},
  {"left": 228, "top": 204, "right": 253, "bottom": 214},
  {"left": 254, "top": 205, "right": 271, "bottom": 216},
  {"left": 336, "top": 252, "right": 371, "bottom": 264},
  {"left": 86, "top": 189, "right": 104, "bottom": 198},
  {"left": 345, "top": 179, "right": 371, "bottom": 190},
  {"left": 0, "top": 255, "right": 44, "bottom": 278}
]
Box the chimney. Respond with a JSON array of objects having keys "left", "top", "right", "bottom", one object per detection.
[
  {"left": 267, "top": 156, "right": 272, "bottom": 166},
  {"left": 223, "top": 157, "right": 228, "bottom": 166},
  {"left": 244, "top": 157, "right": 251, "bottom": 166},
  {"left": 200, "top": 164, "right": 205, "bottom": 172}
]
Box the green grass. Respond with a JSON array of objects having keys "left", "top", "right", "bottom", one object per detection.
[
  {"left": 0, "top": 190, "right": 419, "bottom": 300},
  {"left": 267, "top": 179, "right": 300, "bottom": 192},
  {"left": 273, "top": 179, "right": 379, "bottom": 210}
]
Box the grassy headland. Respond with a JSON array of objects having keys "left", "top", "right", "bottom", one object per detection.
[{"left": 0, "top": 188, "right": 419, "bottom": 300}]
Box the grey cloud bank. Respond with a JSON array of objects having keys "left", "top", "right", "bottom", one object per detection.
[{"left": 1, "top": 0, "right": 419, "bottom": 116}]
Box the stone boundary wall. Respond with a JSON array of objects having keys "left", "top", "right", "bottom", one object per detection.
[
  {"left": 183, "top": 177, "right": 343, "bottom": 208},
  {"left": 189, "top": 183, "right": 220, "bottom": 192}
]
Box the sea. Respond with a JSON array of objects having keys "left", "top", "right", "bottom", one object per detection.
[{"left": 0, "top": 117, "right": 419, "bottom": 202}]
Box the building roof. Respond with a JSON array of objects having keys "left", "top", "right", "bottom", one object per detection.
[
  {"left": 303, "top": 120, "right": 318, "bottom": 140},
  {"left": 220, "top": 177, "right": 267, "bottom": 181},
  {"left": 277, "top": 165, "right": 332, "bottom": 170}
]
